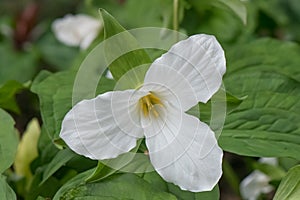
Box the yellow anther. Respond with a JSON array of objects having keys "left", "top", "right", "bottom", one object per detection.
[{"left": 139, "top": 93, "right": 162, "bottom": 118}]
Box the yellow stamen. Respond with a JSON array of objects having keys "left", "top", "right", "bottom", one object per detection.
[{"left": 139, "top": 93, "right": 163, "bottom": 117}]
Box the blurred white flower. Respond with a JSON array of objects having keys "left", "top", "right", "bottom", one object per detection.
[
  {"left": 60, "top": 34, "right": 226, "bottom": 192},
  {"left": 52, "top": 14, "right": 101, "bottom": 50},
  {"left": 240, "top": 158, "right": 277, "bottom": 200}
]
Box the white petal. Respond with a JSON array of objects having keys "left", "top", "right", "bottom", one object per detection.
[
  {"left": 144, "top": 103, "right": 223, "bottom": 192},
  {"left": 240, "top": 171, "right": 273, "bottom": 200},
  {"left": 60, "top": 90, "right": 145, "bottom": 160},
  {"left": 141, "top": 67, "right": 197, "bottom": 112},
  {"left": 144, "top": 34, "right": 226, "bottom": 110}
]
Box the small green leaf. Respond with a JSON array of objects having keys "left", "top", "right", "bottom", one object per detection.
[
  {"left": 86, "top": 139, "right": 143, "bottom": 182},
  {"left": 0, "top": 80, "right": 24, "bottom": 113},
  {"left": 253, "top": 163, "right": 286, "bottom": 181},
  {"left": 99, "top": 9, "right": 152, "bottom": 82},
  {"left": 0, "top": 109, "right": 18, "bottom": 173},
  {"left": 0, "top": 175, "right": 16, "bottom": 200},
  {"left": 273, "top": 165, "right": 300, "bottom": 200},
  {"left": 41, "top": 148, "right": 76, "bottom": 185}
]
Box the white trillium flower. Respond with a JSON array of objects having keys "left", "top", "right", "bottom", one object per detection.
[
  {"left": 240, "top": 158, "right": 277, "bottom": 200},
  {"left": 52, "top": 14, "right": 101, "bottom": 50},
  {"left": 60, "top": 34, "right": 226, "bottom": 192}
]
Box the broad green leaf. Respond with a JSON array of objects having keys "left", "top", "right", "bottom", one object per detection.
[
  {"left": 187, "top": 89, "right": 243, "bottom": 138},
  {"left": 0, "top": 80, "right": 24, "bottom": 113},
  {"left": 41, "top": 148, "right": 76, "bottom": 185},
  {"left": 273, "top": 165, "right": 300, "bottom": 200},
  {"left": 36, "top": 32, "right": 79, "bottom": 71},
  {"left": 220, "top": 38, "right": 300, "bottom": 159},
  {"left": 216, "top": 0, "right": 247, "bottom": 25},
  {"left": 99, "top": 9, "right": 152, "bottom": 82},
  {"left": 195, "top": 185, "right": 219, "bottom": 200},
  {"left": 0, "top": 109, "right": 18, "bottom": 173},
  {"left": 55, "top": 173, "right": 176, "bottom": 200},
  {"left": 225, "top": 38, "right": 300, "bottom": 81},
  {"left": 31, "top": 71, "right": 75, "bottom": 140},
  {"left": 30, "top": 70, "right": 53, "bottom": 93},
  {"left": 143, "top": 171, "right": 219, "bottom": 200},
  {"left": 167, "top": 182, "right": 219, "bottom": 200},
  {"left": 0, "top": 175, "right": 16, "bottom": 200},
  {"left": 0, "top": 42, "right": 38, "bottom": 85},
  {"left": 53, "top": 169, "right": 93, "bottom": 200},
  {"left": 185, "top": 0, "right": 244, "bottom": 42},
  {"left": 86, "top": 139, "right": 144, "bottom": 182}
]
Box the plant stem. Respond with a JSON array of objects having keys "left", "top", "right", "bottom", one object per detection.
[{"left": 173, "top": 0, "right": 179, "bottom": 41}]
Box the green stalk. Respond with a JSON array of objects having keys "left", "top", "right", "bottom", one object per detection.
[{"left": 173, "top": 0, "right": 179, "bottom": 41}]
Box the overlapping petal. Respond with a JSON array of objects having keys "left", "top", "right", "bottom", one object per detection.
[
  {"left": 60, "top": 90, "right": 144, "bottom": 160},
  {"left": 144, "top": 103, "right": 223, "bottom": 192},
  {"left": 144, "top": 34, "right": 226, "bottom": 110}
]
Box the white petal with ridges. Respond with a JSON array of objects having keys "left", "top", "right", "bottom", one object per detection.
[
  {"left": 144, "top": 103, "right": 223, "bottom": 192},
  {"left": 144, "top": 34, "right": 225, "bottom": 109},
  {"left": 60, "top": 90, "right": 144, "bottom": 160}
]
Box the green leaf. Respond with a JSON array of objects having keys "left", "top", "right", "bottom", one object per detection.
[
  {"left": 253, "top": 163, "right": 286, "bottom": 181},
  {"left": 0, "top": 109, "right": 18, "bottom": 173},
  {"left": 55, "top": 173, "right": 177, "bottom": 200},
  {"left": 167, "top": 182, "right": 219, "bottom": 200},
  {"left": 225, "top": 38, "right": 300, "bottom": 81},
  {"left": 185, "top": 0, "right": 245, "bottom": 42},
  {"left": 195, "top": 185, "right": 220, "bottom": 200},
  {"left": 0, "top": 42, "right": 38, "bottom": 85},
  {"left": 53, "top": 169, "right": 93, "bottom": 200},
  {"left": 273, "top": 165, "right": 300, "bottom": 200},
  {"left": 41, "top": 148, "right": 76, "bottom": 185},
  {"left": 86, "top": 139, "right": 144, "bottom": 182},
  {"left": 31, "top": 71, "right": 75, "bottom": 140},
  {"left": 99, "top": 9, "right": 152, "bottom": 82},
  {"left": 26, "top": 167, "right": 61, "bottom": 200},
  {"left": 0, "top": 175, "right": 16, "bottom": 200},
  {"left": 219, "top": 39, "right": 300, "bottom": 159},
  {"left": 0, "top": 80, "right": 24, "bottom": 113},
  {"left": 36, "top": 32, "right": 79, "bottom": 71},
  {"left": 187, "top": 89, "right": 244, "bottom": 138},
  {"left": 143, "top": 171, "right": 219, "bottom": 200},
  {"left": 30, "top": 70, "right": 53, "bottom": 94},
  {"left": 216, "top": 0, "right": 247, "bottom": 25}
]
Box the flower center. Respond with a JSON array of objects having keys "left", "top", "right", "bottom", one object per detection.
[{"left": 139, "top": 93, "right": 163, "bottom": 118}]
